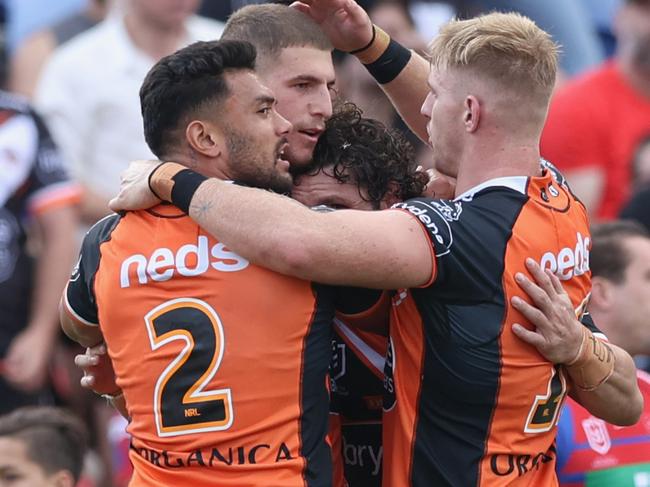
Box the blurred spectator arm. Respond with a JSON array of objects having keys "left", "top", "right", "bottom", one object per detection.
[
  {"left": 5, "top": 204, "right": 80, "bottom": 392},
  {"left": 35, "top": 54, "right": 106, "bottom": 224}
]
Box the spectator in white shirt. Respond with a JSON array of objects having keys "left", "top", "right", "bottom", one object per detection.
[{"left": 35, "top": 0, "right": 224, "bottom": 224}]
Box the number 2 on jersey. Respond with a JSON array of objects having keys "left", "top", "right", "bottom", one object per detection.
[
  {"left": 524, "top": 364, "right": 567, "bottom": 433},
  {"left": 145, "top": 298, "right": 233, "bottom": 437}
]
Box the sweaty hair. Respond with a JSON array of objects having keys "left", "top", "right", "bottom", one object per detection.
[
  {"left": 428, "top": 12, "right": 559, "bottom": 100},
  {"left": 140, "top": 39, "right": 256, "bottom": 158},
  {"left": 0, "top": 407, "right": 88, "bottom": 482},
  {"left": 222, "top": 4, "right": 332, "bottom": 67},
  {"left": 590, "top": 220, "right": 650, "bottom": 283},
  {"left": 309, "top": 102, "right": 427, "bottom": 209}
]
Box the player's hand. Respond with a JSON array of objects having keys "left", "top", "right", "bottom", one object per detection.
[
  {"left": 109, "top": 160, "right": 161, "bottom": 211},
  {"left": 510, "top": 258, "right": 584, "bottom": 364},
  {"left": 3, "top": 326, "right": 53, "bottom": 392},
  {"left": 75, "top": 343, "right": 120, "bottom": 395},
  {"left": 420, "top": 167, "right": 456, "bottom": 199},
  {"left": 290, "top": 0, "right": 374, "bottom": 52}
]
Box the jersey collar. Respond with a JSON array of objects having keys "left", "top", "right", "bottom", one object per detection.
[{"left": 454, "top": 176, "right": 528, "bottom": 201}]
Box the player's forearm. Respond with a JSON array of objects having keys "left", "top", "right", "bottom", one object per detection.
[
  {"left": 376, "top": 52, "right": 430, "bottom": 143},
  {"left": 30, "top": 206, "right": 79, "bottom": 337},
  {"left": 151, "top": 167, "right": 431, "bottom": 288},
  {"left": 352, "top": 27, "right": 430, "bottom": 143},
  {"left": 568, "top": 343, "right": 642, "bottom": 426},
  {"left": 187, "top": 179, "right": 369, "bottom": 286}
]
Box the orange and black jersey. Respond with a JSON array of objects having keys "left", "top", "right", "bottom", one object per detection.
[
  {"left": 64, "top": 206, "right": 334, "bottom": 487},
  {"left": 384, "top": 163, "right": 598, "bottom": 487},
  {"left": 328, "top": 290, "right": 390, "bottom": 487}
]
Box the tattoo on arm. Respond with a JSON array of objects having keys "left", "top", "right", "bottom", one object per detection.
[{"left": 191, "top": 197, "right": 214, "bottom": 218}]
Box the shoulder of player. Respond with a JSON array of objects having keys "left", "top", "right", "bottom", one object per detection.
[
  {"left": 395, "top": 187, "right": 527, "bottom": 225},
  {"left": 84, "top": 213, "right": 124, "bottom": 248}
]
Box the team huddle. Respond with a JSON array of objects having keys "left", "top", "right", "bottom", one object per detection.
[{"left": 58, "top": 1, "right": 644, "bottom": 486}]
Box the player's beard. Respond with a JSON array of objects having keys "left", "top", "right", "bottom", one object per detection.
[{"left": 223, "top": 127, "right": 293, "bottom": 194}]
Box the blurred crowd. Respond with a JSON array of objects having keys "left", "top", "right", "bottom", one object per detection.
[{"left": 0, "top": 0, "right": 648, "bottom": 485}]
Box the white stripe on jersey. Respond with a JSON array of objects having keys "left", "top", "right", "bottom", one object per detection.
[{"left": 334, "top": 318, "right": 385, "bottom": 377}]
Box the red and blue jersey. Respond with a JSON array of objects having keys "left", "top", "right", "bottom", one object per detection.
[{"left": 557, "top": 370, "right": 650, "bottom": 486}]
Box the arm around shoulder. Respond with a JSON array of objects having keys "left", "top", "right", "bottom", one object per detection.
[{"left": 186, "top": 178, "right": 435, "bottom": 289}]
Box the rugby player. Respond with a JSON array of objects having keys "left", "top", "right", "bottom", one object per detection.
[
  {"left": 60, "top": 40, "right": 335, "bottom": 487},
  {"left": 293, "top": 103, "right": 426, "bottom": 486}
]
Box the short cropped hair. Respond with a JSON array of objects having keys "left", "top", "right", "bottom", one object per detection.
[
  {"left": 590, "top": 220, "right": 650, "bottom": 283},
  {"left": 140, "top": 40, "right": 256, "bottom": 158},
  {"left": 0, "top": 407, "right": 88, "bottom": 482},
  {"left": 428, "top": 12, "right": 559, "bottom": 99},
  {"left": 222, "top": 4, "right": 332, "bottom": 66},
  {"left": 309, "top": 102, "right": 427, "bottom": 209}
]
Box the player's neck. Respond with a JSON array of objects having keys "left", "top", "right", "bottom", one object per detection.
[
  {"left": 162, "top": 153, "right": 233, "bottom": 183},
  {"left": 454, "top": 141, "right": 541, "bottom": 197},
  {"left": 123, "top": 13, "right": 187, "bottom": 61}
]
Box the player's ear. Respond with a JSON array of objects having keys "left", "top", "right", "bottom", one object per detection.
[
  {"left": 185, "top": 120, "right": 224, "bottom": 158},
  {"left": 464, "top": 95, "right": 480, "bottom": 133},
  {"left": 590, "top": 277, "right": 613, "bottom": 311}
]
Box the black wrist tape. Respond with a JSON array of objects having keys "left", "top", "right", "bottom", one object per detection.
[
  {"left": 364, "top": 38, "right": 412, "bottom": 85},
  {"left": 170, "top": 169, "right": 207, "bottom": 214}
]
